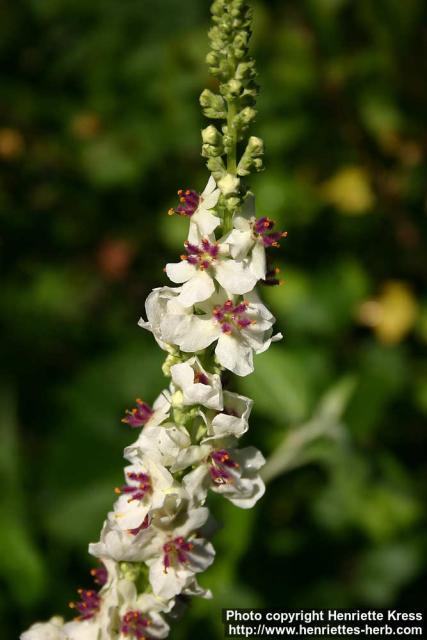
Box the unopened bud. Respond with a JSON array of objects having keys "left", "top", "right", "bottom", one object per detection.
[
  {"left": 235, "top": 61, "right": 256, "bottom": 81},
  {"left": 202, "top": 125, "right": 222, "bottom": 146},
  {"left": 207, "top": 156, "right": 226, "bottom": 181},
  {"left": 199, "top": 90, "right": 226, "bottom": 119},
  {"left": 227, "top": 79, "right": 243, "bottom": 97},
  {"left": 247, "top": 135, "right": 264, "bottom": 156},
  {"left": 218, "top": 173, "right": 240, "bottom": 195}
]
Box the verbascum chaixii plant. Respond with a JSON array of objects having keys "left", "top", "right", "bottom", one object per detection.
[{"left": 21, "top": 1, "right": 287, "bottom": 638}]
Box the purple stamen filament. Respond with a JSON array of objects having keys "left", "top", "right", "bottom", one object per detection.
[
  {"left": 262, "top": 267, "right": 283, "bottom": 287},
  {"left": 168, "top": 188, "right": 200, "bottom": 218},
  {"left": 90, "top": 564, "right": 108, "bottom": 587},
  {"left": 253, "top": 216, "right": 287, "bottom": 248},
  {"left": 122, "top": 399, "right": 154, "bottom": 428},
  {"left": 128, "top": 514, "right": 151, "bottom": 536},
  {"left": 163, "top": 536, "right": 194, "bottom": 573},
  {"left": 69, "top": 589, "right": 101, "bottom": 621},
  {"left": 209, "top": 449, "right": 239, "bottom": 485},
  {"left": 213, "top": 299, "right": 255, "bottom": 334},
  {"left": 115, "top": 471, "right": 152, "bottom": 502},
  {"left": 120, "top": 610, "right": 151, "bottom": 639}
]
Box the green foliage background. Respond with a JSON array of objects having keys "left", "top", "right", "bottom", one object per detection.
[{"left": 1, "top": 0, "right": 426, "bottom": 637}]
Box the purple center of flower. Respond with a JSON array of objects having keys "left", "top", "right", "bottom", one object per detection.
[
  {"left": 115, "top": 471, "right": 152, "bottom": 502},
  {"left": 209, "top": 449, "right": 240, "bottom": 485},
  {"left": 120, "top": 610, "right": 152, "bottom": 639},
  {"left": 221, "top": 406, "right": 239, "bottom": 417},
  {"left": 213, "top": 299, "right": 255, "bottom": 334},
  {"left": 69, "top": 589, "right": 101, "bottom": 621},
  {"left": 181, "top": 237, "right": 219, "bottom": 270},
  {"left": 122, "top": 398, "right": 154, "bottom": 428},
  {"left": 90, "top": 564, "right": 108, "bottom": 586},
  {"left": 168, "top": 188, "right": 200, "bottom": 218},
  {"left": 253, "top": 217, "right": 287, "bottom": 248},
  {"left": 163, "top": 536, "right": 194, "bottom": 573},
  {"left": 194, "top": 371, "right": 209, "bottom": 385}
]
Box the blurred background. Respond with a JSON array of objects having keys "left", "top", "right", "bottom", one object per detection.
[{"left": 1, "top": 0, "right": 427, "bottom": 637}]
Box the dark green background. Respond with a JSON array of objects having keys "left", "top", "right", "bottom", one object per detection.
[{"left": 1, "top": 0, "right": 426, "bottom": 637}]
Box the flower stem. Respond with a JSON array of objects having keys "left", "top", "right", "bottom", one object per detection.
[{"left": 227, "top": 100, "right": 237, "bottom": 175}]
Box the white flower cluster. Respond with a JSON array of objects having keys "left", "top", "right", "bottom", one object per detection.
[{"left": 21, "top": 177, "right": 284, "bottom": 640}]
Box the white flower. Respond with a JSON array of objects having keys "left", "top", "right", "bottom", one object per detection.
[
  {"left": 117, "top": 581, "right": 170, "bottom": 639},
  {"left": 90, "top": 487, "right": 189, "bottom": 565},
  {"left": 124, "top": 420, "right": 208, "bottom": 478},
  {"left": 165, "top": 236, "right": 258, "bottom": 307},
  {"left": 94, "top": 505, "right": 214, "bottom": 601},
  {"left": 141, "top": 506, "right": 215, "bottom": 600},
  {"left": 21, "top": 618, "right": 65, "bottom": 640},
  {"left": 226, "top": 195, "right": 287, "bottom": 280},
  {"left": 89, "top": 521, "right": 153, "bottom": 563},
  {"left": 65, "top": 564, "right": 120, "bottom": 640},
  {"left": 138, "top": 286, "right": 180, "bottom": 351},
  {"left": 168, "top": 176, "right": 221, "bottom": 243},
  {"left": 141, "top": 287, "right": 281, "bottom": 376},
  {"left": 181, "top": 579, "right": 212, "bottom": 599},
  {"left": 110, "top": 459, "right": 175, "bottom": 532},
  {"left": 170, "top": 357, "right": 223, "bottom": 410},
  {"left": 124, "top": 423, "right": 191, "bottom": 468},
  {"left": 121, "top": 391, "right": 170, "bottom": 429},
  {"left": 201, "top": 390, "right": 253, "bottom": 439},
  {"left": 63, "top": 620, "right": 99, "bottom": 640},
  {"left": 183, "top": 446, "right": 265, "bottom": 509}
]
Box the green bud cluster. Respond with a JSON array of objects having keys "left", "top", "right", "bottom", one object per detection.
[{"left": 200, "top": 0, "right": 264, "bottom": 229}]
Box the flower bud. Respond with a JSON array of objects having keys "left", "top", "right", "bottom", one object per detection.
[
  {"left": 247, "top": 135, "right": 264, "bottom": 156},
  {"left": 161, "top": 351, "right": 181, "bottom": 376},
  {"left": 225, "top": 195, "right": 240, "bottom": 211},
  {"left": 218, "top": 173, "right": 240, "bottom": 195},
  {"left": 233, "top": 107, "right": 257, "bottom": 139},
  {"left": 234, "top": 32, "right": 249, "bottom": 50},
  {"left": 199, "top": 90, "right": 226, "bottom": 119},
  {"left": 237, "top": 136, "right": 264, "bottom": 175},
  {"left": 202, "top": 125, "right": 222, "bottom": 146},
  {"left": 235, "top": 61, "right": 256, "bottom": 82},
  {"left": 207, "top": 156, "right": 226, "bottom": 181},
  {"left": 227, "top": 79, "right": 243, "bottom": 98},
  {"left": 202, "top": 143, "right": 223, "bottom": 158},
  {"left": 211, "top": 0, "right": 225, "bottom": 16},
  {"left": 206, "top": 51, "right": 219, "bottom": 67}
]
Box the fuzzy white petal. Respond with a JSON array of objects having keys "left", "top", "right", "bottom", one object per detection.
[
  {"left": 172, "top": 316, "right": 220, "bottom": 353},
  {"left": 176, "top": 271, "right": 215, "bottom": 307},
  {"left": 215, "top": 259, "right": 259, "bottom": 294},
  {"left": 250, "top": 241, "right": 267, "bottom": 280},
  {"left": 191, "top": 209, "right": 220, "bottom": 237},
  {"left": 225, "top": 228, "right": 253, "bottom": 260},
  {"left": 215, "top": 333, "right": 254, "bottom": 377},
  {"left": 21, "top": 620, "right": 65, "bottom": 640},
  {"left": 63, "top": 620, "right": 98, "bottom": 640},
  {"left": 170, "top": 358, "right": 223, "bottom": 410},
  {"left": 165, "top": 261, "right": 197, "bottom": 284}
]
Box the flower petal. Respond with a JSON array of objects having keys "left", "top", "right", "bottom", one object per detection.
[
  {"left": 165, "top": 261, "right": 197, "bottom": 284},
  {"left": 215, "top": 333, "right": 254, "bottom": 377},
  {"left": 215, "top": 258, "right": 259, "bottom": 294},
  {"left": 173, "top": 316, "right": 220, "bottom": 353},
  {"left": 176, "top": 271, "right": 215, "bottom": 307}
]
